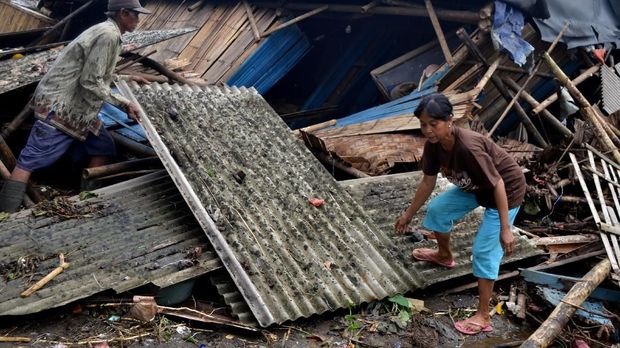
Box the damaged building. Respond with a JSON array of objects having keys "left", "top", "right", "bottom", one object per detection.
[{"left": 0, "top": 0, "right": 619, "bottom": 347}]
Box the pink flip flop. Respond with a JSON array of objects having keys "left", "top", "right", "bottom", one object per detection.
[
  {"left": 412, "top": 248, "right": 456, "bottom": 268},
  {"left": 455, "top": 319, "right": 493, "bottom": 335}
]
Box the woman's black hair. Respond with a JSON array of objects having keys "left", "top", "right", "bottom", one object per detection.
[{"left": 414, "top": 93, "right": 453, "bottom": 121}]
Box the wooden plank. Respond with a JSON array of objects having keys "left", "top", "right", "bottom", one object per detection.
[
  {"left": 588, "top": 151, "right": 611, "bottom": 223},
  {"left": 424, "top": 0, "right": 453, "bottom": 66},
  {"left": 570, "top": 153, "right": 601, "bottom": 223},
  {"left": 243, "top": 1, "right": 261, "bottom": 40},
  {"left": 534, "top": 235, "right": 600, "bottom": 246}
]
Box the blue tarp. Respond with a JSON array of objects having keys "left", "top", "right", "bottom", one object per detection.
[
  {"left": 228, "top": 25, "right": 311, "bottom": 94},
  {"left": 492, "top": 1, "right": 534, "bottom": 67},
  {"left": 99, "top": 101, "right": 147, "bottom": 143}
]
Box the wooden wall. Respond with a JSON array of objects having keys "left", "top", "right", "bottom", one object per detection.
[
  {"left": 0, "top": 0, "right": 55, "bottom": 34},
  {"left": 137, "top": 0, "right": 279, "bottom": 84}
]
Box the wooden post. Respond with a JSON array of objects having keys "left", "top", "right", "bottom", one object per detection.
[
  {"left": 502, "top": 77, "right": 572, "bottom": 138},
  {"left": 520, "top": 258, "right": 611, "bottom": 348},
  {"left": 424, "top": 0, "right": 454, "bottom": 66},
  {"left": 456, "top": 28, "right": 548, "bottom": 147},
  {"left": 488, "top": 22, "right": 569, "bottom": 137},
  {"left": 544, "top": 52, "right": 620, "bottom": 164},
  {"left": 83, "top": 157, "right": 161, "bottom": 180},
  {"left": 261, "top": 5, "right": 329, "bottom": 38},
  {"left": 532, "top": 65, "right": 599, "bottom": 114},
  {"left": 243, "top": 1, "right": 261, "bottom": 41}
]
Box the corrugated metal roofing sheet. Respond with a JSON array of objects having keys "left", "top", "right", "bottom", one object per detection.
[
  {"left": 209, "top": 171, "right": 542, "bottom": 325},
  {"left": 227, "top": 24, "right": 311, "bottom": 94},
  {"left": 118, "top": 81, "right": 426, "bottom": 327},
  {"left": 600, "top": 64, "right": 620, "bottom": 115},
  {"left": 0, "top": 28, "right": 196, "bottom": 95},
  {"left": 0, "top": 171, "right": 221, "bottom": 316}
]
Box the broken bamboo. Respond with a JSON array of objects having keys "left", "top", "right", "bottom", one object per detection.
[
  {"left": 488, "top": 22, "right": 569, "bottom": 137},
  {"left": 20, "top": 254, "right": 70, "bottom": 297},
  {"left": 520, "top": 258, "right": 611, "bottom": 348},
  {"left": 532, "top": 65, "right": 600, "bottom": 115},
  {"left": 544, "top": 53, "right": 620, "bottom": 164},
  {"left": 456, "top": 28, "right": 547, "bottom": 147},
  {"left": 503, "top": 77, "right": 572, "bottom": 138}
]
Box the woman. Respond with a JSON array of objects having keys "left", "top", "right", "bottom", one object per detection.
[{"left": 394, "top": 93, "right": 526, "bottom": 335}]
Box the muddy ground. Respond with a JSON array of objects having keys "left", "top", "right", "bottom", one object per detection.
[{"left": 0, "top": 278, "right": 537, "bottom": 348}]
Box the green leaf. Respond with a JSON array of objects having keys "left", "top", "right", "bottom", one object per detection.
[
  {"left": 524, "top": 200, "right": 540, "bottom": 215},
  {"left": 388, "top": 294, "right": 411, "bottom": 309},
  {"left": 0, "top": 212, "right": 9, "bottom": 222},
  {"left": 79, "top": 191, "right": 98, "bottom": 201},
  {"left": 399, "top": 309, "right": 411, "bottom": 323}
]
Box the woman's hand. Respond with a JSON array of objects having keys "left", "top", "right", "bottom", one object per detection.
[
  {"left": 394, "top": 211, "right": 413, "bottom": 234},
  {"left": 500, "top": 227, "right": 515, "bottom": 255}
]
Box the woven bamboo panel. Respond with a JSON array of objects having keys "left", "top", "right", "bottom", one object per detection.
[
  {"left": 136, "top": 0, "right": 278, "bottom": 84},
  {"left": 0, "top": 1, "right": 55, "bottom": 33}
]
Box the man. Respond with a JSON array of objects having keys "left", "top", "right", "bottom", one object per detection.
[{"left": 0, "top": 0, "right": 151, "bottom": 212}]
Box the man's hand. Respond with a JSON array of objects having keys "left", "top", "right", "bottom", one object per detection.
[
  {"left": 128, "top": 75, "right": 151, "bottom": 85},
  {"left": 500, "top": 227, "right": 515, "bottom": 255},
  {"left": 126, "top": 102, "right": 141, "bottom": 121},
  {"left": 394, "top": 211, "right": 414, "bottom": 234}
]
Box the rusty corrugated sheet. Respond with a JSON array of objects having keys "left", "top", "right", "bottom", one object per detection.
[
  {"left": 0, "top": 28, "right": 196, "bottom": 95},
  {"left": 118, "top": 81, "right": 426, "bottom": 327},
  {"left": 0, "top": 171, "right": 221, "bottom": 316}
]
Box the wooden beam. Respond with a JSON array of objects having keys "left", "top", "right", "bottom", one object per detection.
[
  {"left": 502, "top": 77, "right": 572, "bottom": 138},
  {"left": 261, "top": 5, "right": 329, "bottom": 38},
  {"left": 532, "top": 65, "right": 599, "bottom": 114},
  {"left": 243, "top": 1, "right": 261, "bottom": 41},
  {"left": 488, "top": 22, "right": 568, "bottom": 137},
  {"left": 455, "top": 28, "right": 548, "bottom": 147},
  {"left": 424, "top": 0, "right": 453, "bottom": 66},
  {"left": 520, "top": 258, "right": 611, "bottom": 348},
  {"left": 253, "top": 2, "right": 479, "bottom": 23}
]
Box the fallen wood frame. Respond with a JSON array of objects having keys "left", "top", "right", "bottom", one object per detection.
[{"left": 570, "top": 149, "right": 620, "bottom": 285}]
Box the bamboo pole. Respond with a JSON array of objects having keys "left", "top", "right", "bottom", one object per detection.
[
  {"left": 261, "top": 5, "right": 329, "bottom": 38},
  {"left": 488, "top": 22, "right": 569, "bottom": 137},
  {"left": 532, "top": 65, "right": 599, "bottom": 114},
  {"left": 83, "top": 157, "right": 161, "bottom": 180},
  {"left": 544, "top": 52, "right": 620, "bottom": 164},
  {"left": 21, "top": 254, "right": 70, "bottom": 297},
  {"left": 455, "top": 28, "right": 548, "bottom": 147},
  {"left": 502, "top": 77, "right": 572, "bottom": 138},
  {"left": 520, "top": 258, "right": 611, "bottom": 348},
  {"left": 424, "top": 0, "right": 453, "bottom": 66}
]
